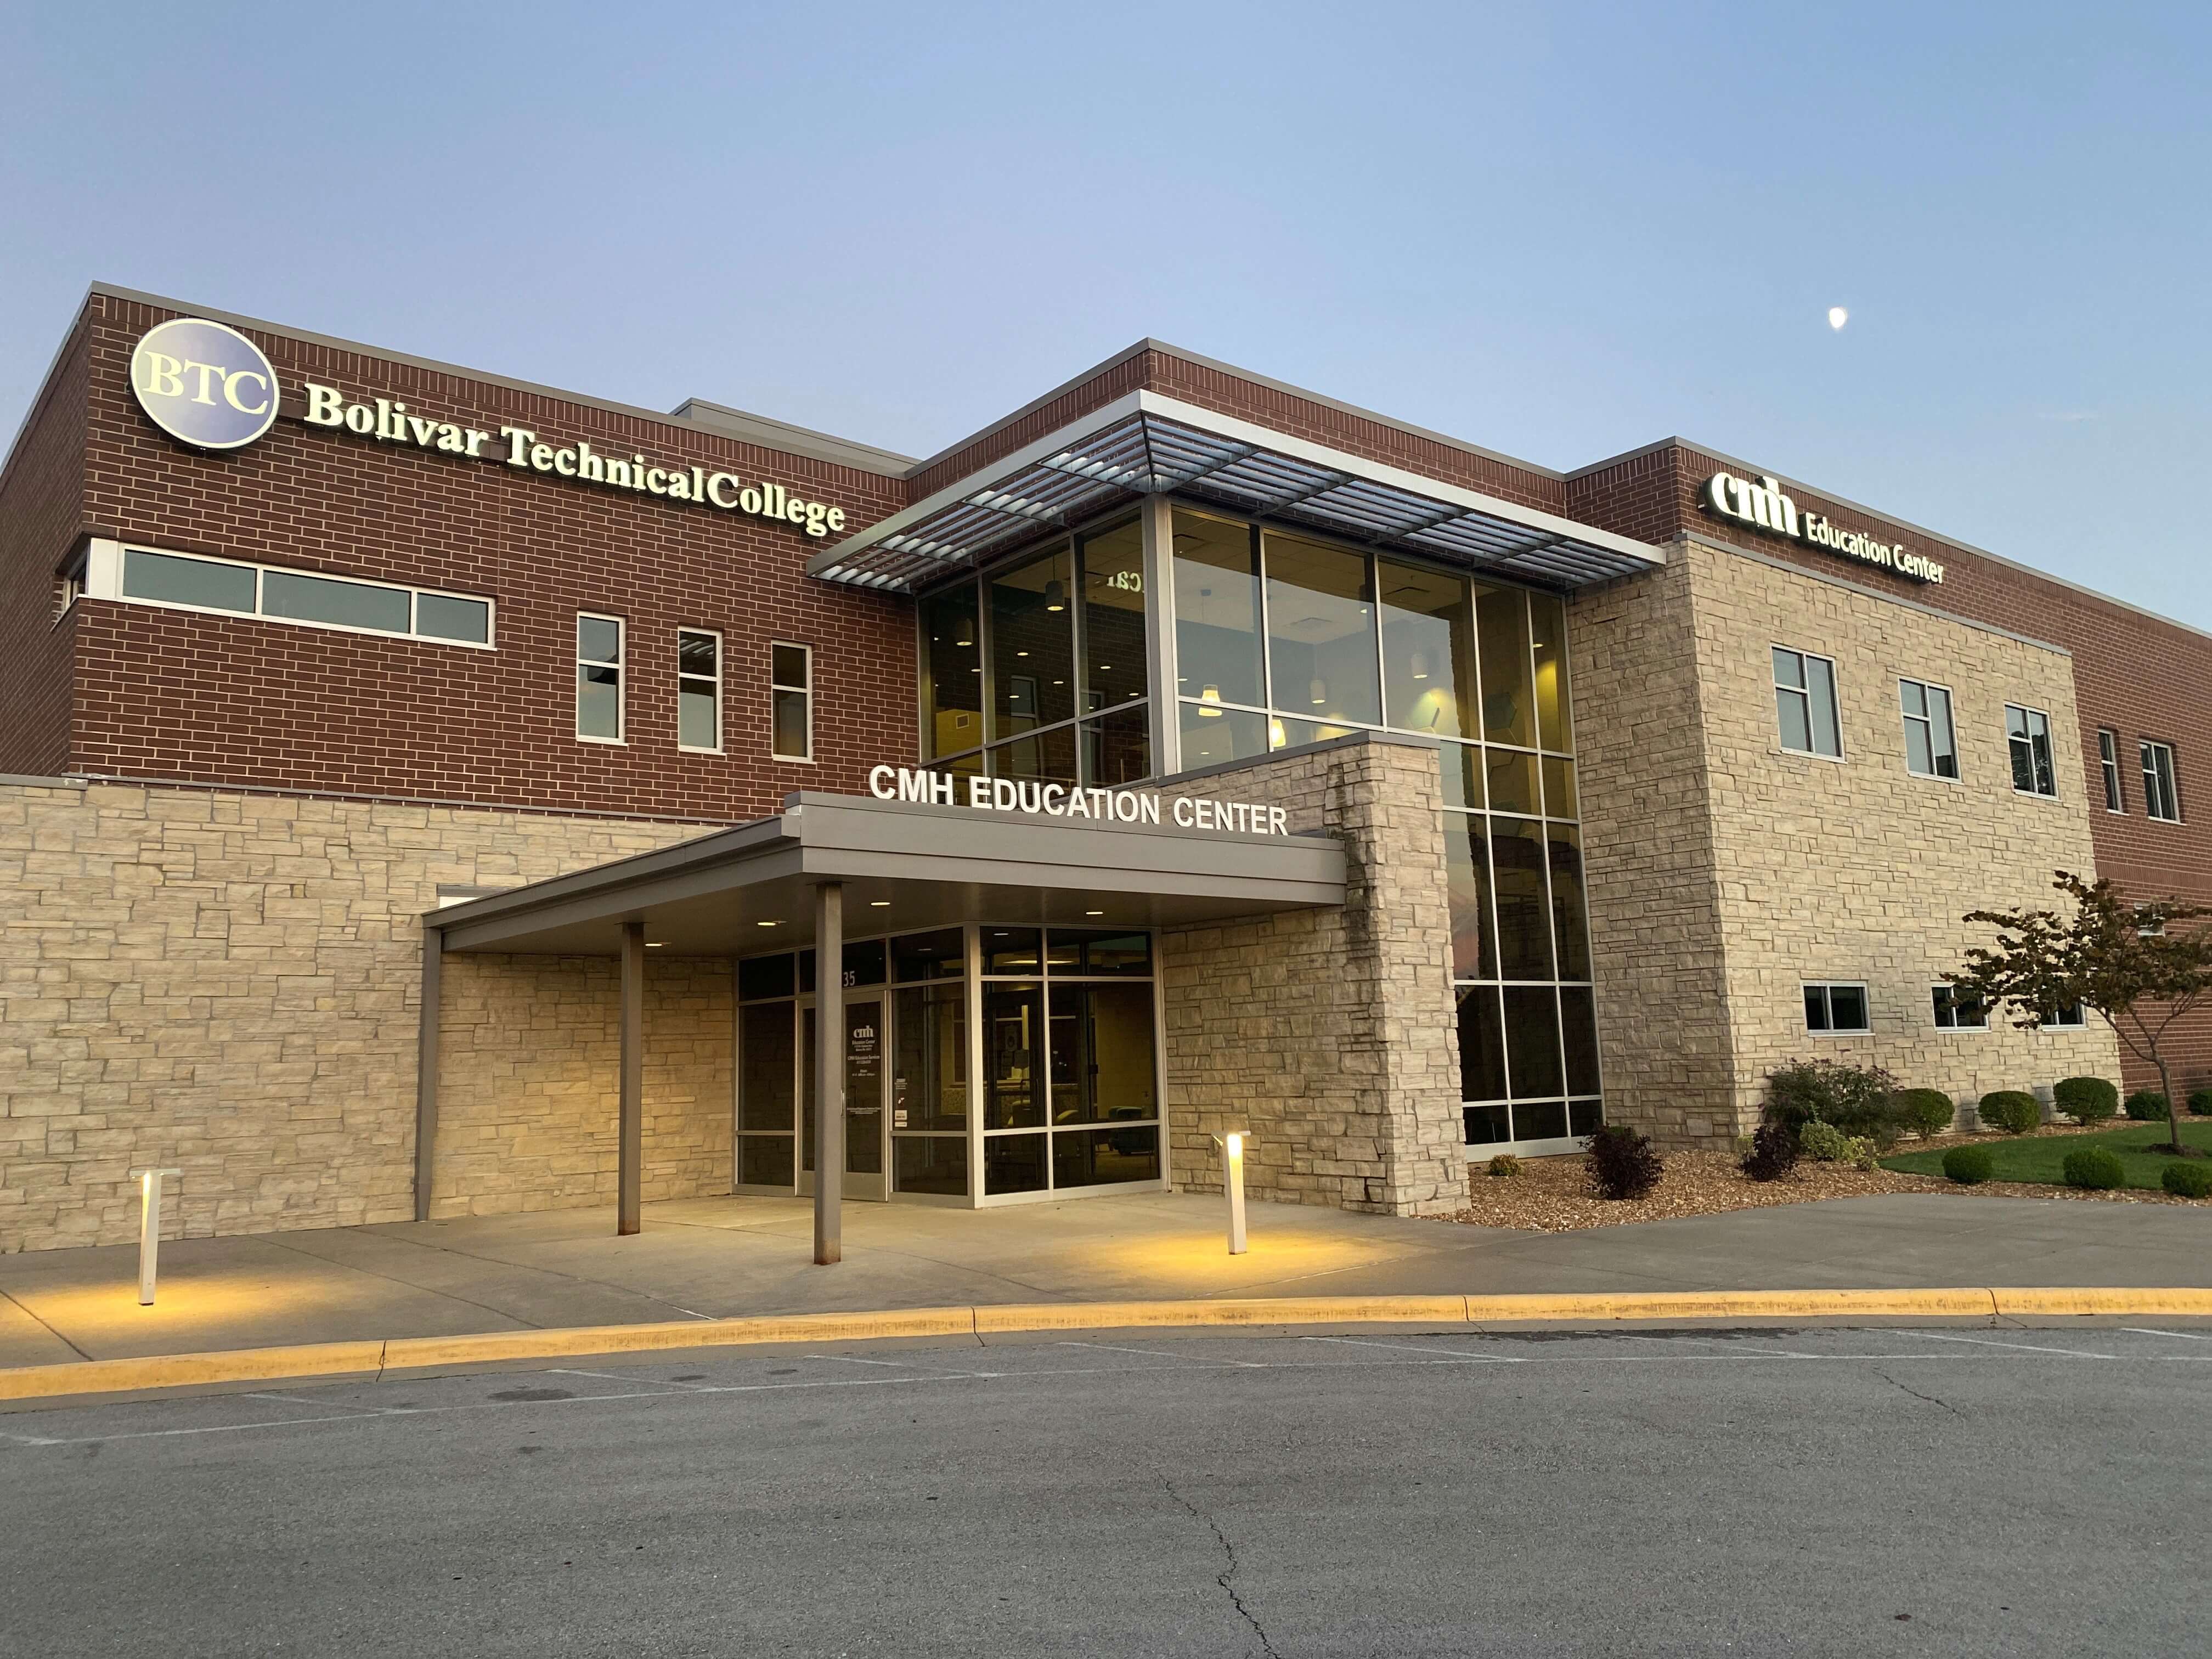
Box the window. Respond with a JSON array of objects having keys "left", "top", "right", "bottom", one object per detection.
[
  {"left": 677, "top": 629, "right": 720, "bottom": 752},
  {"left": 1803, "top": 982, "right": 1871, "bottom": 1034},
  {"left": 2142, "top": 740, "right": 2180, "bottom": 822},
  {"left": 576, "top": 614, "right": 624, "bottom": 742},
  {"left": 1773, "top": 647, "right": 1841, "bottom": 758},
  {"left": 110, "top": 545, "right": 492, "bottom": 646},
  {"left": 1931, "top": 985, "right": 1988, "bottom": 1031},
  {"left": 2097, "top": 729, "right": 2124, "bottom": 812},
  {"left": 2006, "top": 704, "right": 2057, "bottom": 797},
  {"left": 771, "top": 643, "right": 812, "bottom": 760},
  {"left": 2040, "top": 1001, "right": 2086, "bottom": 1030},
  {"left": 1899, "top": 679, "right": 1958, "bottom": 779}
]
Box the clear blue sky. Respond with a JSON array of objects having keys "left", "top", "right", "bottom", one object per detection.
[{"left": 5, "top": 3, "right": 2207, "bottom": 625}]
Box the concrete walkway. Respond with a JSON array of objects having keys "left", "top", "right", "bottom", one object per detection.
[{"left": 4, "top": 1189, "right": 2210, "bottom": 1368}]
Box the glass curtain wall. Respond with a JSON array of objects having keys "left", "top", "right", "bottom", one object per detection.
[
  {"left": 735, "top": 924, "right": 1161, "bottom": 1201},
  {"left": 921, "top": 516, "right": 1150, "bottom": 787},
  {"left": 1168, "top": 505, "right": 1601, "bottom": 1150}
]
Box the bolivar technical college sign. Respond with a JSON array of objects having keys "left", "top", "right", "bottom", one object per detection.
[
  {"left": 1703, "top": 470, "right": 1944, "bottom": 585},
  {"left": 129, "top": 318, "right": 848, "bottom": 539}
]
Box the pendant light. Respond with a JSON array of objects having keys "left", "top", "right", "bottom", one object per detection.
[
  {"left": 1409, "top": 651, "right": 1430, "bottom": 681},
  {"left": 1198, "top": 684, "right": 1224, "bottom": 717},
  {"left": 1309, "top": 677, "right": 1328, "bottom": 707},
  {"left": 1044, "top": 579, "right": 1066, "bottom": 613}
]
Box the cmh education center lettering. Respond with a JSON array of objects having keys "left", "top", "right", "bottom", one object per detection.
[
  {"left": 867, "top": 765, "right": 1289, "bottom": 837},
  {"left": 128, "top": 318, "right": 843, "bottom": 538},
  {"left": 1703, "top": 470, "right": 1945, "bottom": 584}
]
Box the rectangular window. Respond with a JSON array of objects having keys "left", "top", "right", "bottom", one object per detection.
[
  {"left": 1803, "top": 982, "right": 1871, "bottom": 1034},
  {"left": 2041, "top": 1001, "right": 2086, "bottom": 1030},
  {"left": 115, "top": 545, "right": 491, "bottom": 646},
  {"left": 2141, "top": 740, "right": 2180, "bottom": 822},
  {"left": 1931, "top": 985, "right": 1988, "bottom": 1030},
  {"left": 1773, "top": 647, "right": 1841, "bottom": 758},
  {"left": 576, "top": 613, "right": 624, "bottom": 742},
  {"left": 1899, "top": 678, "right": 1958, "bottom": 779},
  {"left": 2006, "top": 704, "right": 2057, "bottom": 797},
  {"left": 2098, "top": 729, "right": 2125, "bottom": 812},
  {"left": 771, "top": 642, "right": 812, "bottom": 761},
  {"left": 677, "top": 629, "right": 721, "bottom": 752}
]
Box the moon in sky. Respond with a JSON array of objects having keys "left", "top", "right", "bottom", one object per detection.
[{"left": 1827, "top": 306, "right": 1849, "bottom": 331}]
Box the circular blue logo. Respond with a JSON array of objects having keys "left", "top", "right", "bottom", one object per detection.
[{"left": 129, "top": 318, "right": 280, "bottom": 450}]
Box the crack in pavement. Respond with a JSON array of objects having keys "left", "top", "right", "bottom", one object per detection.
[
  {"left": 1872, "top": 1367, "right": 1966, "bottom": 1418},
  {"left": 1161, "top": 1475, "right": 1278, "bottom": 1658}
]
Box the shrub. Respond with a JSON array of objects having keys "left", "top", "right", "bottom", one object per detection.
[
  {"left": 1800, "top": 1121, "right": 1877, "bottom": 1167},
  {"left": 1585, "top": 1125, "right": 1663, "bottom": 1200},
  {"left": 1896, "top": 1088, "right": 1956, "bottom": 1139},
  {"left": 1978, "top": 1091, "right": 2041, "bottom": 1135},
  {"left": 2053, "top": 1076, "right": 2119, "bottom": 1126},
  {"left": 1740, "top": 1120, "right": 1801, "bottom": 1182},
  {"left": 1943, "top": 1145, "right": 1995, "bottom": 1185},
  {"left": 2162, "top": 1161, "right": 2212, "bottom": 1199},
  {"left": 1765, "top": 1059, "right": 1906, "bottom": 1148},
  {"left": 2125, "top": 1091, "right": 2171, "bottom": 1122},
  {"left": 2063, "top": 1147, "right": 2126, "bottom": 1190},
  {"left": 2189, "top": 1090, "right": 2212, "bottom": 1119},
  {"left": 1486, "top": 1154, "right": 1523, "bottom": 1178}
]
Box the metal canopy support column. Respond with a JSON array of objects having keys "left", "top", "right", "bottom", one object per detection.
[
  {"left": 413, "top": 923, "right": 443, "bottom": 1222},
  {"left": 1140, "top": 493, "right": 1180, "bottom": 776},
  {"left": 813, "top": 881, "right": 844, "bottom": 1265},
  {"left": 618, "top": 919, "right": 645, "bottom": 1237}
]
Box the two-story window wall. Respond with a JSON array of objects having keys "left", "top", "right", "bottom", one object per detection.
[
  {"left": 918, "top": 500, "right": 1602, "bottom": 1159},
  {"left": 918, "top": 516, "right": 1150, "bottom": 788}
]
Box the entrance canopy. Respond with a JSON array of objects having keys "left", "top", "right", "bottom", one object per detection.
[
  {"left": 428, "top": 790, "right": 1347, "bottom": 956},
  {"left": 807, "top": 391, "right": 1662, "bottom": 595}
]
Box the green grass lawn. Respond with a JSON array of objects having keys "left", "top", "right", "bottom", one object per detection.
[{"left": 1882, "top": 1119, "right": 2212, "bottom": 1189}]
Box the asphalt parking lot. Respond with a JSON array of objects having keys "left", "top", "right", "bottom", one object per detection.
[{"left": 4, "top": 1322, "right": 2204, "bottom": 1657}]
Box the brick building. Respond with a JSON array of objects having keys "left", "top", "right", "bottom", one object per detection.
[{"left": 0, "top": 283, "right": 2199, "bottom": 1253}]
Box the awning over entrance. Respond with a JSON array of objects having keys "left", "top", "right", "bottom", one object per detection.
[
  {"left": 428, "top": 790, "right": 1346, "bottom": 956},
  {"left": 807, "top": 392, "right": 1662, "bottom": 595},
  {"left": 413, "top": 792, "right": 1345, "bottom": 1249}
]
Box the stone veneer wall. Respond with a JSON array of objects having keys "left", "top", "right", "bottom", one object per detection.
[
  {"left": 1570, "top": 550, "right": 1739, "bottom": 1145},
  {"left": 0, "top": 777, "right": 730, "bottom": 1251},
  {"left": 1692, "top": 539, "right": 2120, "bottom": 1112},
  {"left": 1156, "top": 732, "right": 1464, "bottom": 1216},
  {"left": 1570, "top": 538, "right": 2121, "bottom": 1148},
  {"left": 432, "top": 954, "right": 732, "bottom": 1218}
]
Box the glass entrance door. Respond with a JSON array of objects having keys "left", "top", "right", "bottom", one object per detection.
[{"left": 799, "top": 994, "right": 888, "bottom": 1201}]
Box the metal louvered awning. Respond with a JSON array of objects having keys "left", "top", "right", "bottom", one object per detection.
[{"left": 807, "top": 391, "right": 1661, "bottom": 593}]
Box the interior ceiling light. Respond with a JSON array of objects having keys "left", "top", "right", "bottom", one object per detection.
[
  {"left": 1198, "top": 684, "right": 1223, "bottom": 716},
  {"left": 869, "top": 899, "right": 890, "bottom": 907},
  {"left": 1410, "top": 651, "right": 1430, "bottom": 680},
  {"left": 756, "top": 919, "right": 780, "bottom": 928},
  {"left": 1044, "top": 579, "right": 1066, "bottom": 612},
  {"left": 1310, "top": 677, "right": 1328, "bottom": 706}
]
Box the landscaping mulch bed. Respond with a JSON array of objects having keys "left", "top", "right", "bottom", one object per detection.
[{"left": 1447, "top": 1126, "right": 2210, "bottom": 1233}]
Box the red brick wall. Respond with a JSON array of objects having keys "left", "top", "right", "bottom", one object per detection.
[
  {"left": 0, "top": 317, "right": 88, "bottom": 777},
  {"left": 69, "top": 294, "right": 915, "bottom": 821},
  {"left": 1570, "top": 442, "right": 2212, "bottom": 1093}
]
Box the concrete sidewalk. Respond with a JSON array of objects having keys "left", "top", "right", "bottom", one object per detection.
[{"left": 4, "top": 1189, "right": 2210, "bottom": 1369}]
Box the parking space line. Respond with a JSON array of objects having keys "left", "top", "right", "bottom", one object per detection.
[
  {"left": 1058, "top": 1341, "right": 1266, "bottom": 1369},
  {"left": 1904, "top": 1331, "right": 2117, "bottom": 1359},
  {"left": 2122, "top": 1328, "right": 2212, "bottom": 1342},
  {"left": 1301, "top": 1336, "right": 1525, "bottom": 1362}
]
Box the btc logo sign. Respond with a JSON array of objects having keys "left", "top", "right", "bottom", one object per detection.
[{"left": 130, "top": 318, "right": 279, "bottom": 450}]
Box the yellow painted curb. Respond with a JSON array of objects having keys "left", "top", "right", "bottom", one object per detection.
[
  {"left": 1991, "top": 1285, "right": 2212, "bottom": 1317},
  {"left": 2, "top": 1286, "right": 2206, "bottom": 1404},
  {"left": 0, "top": 1340, "right": 385, "bottom": 1402}
]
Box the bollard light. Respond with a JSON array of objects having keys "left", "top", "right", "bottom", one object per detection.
[
  {"left": 131, "top": 1166, "right": 182, "bottom": 1306},
  {"left": 1212, "top": 1132, "right": 1249, "bottom": 1256}
]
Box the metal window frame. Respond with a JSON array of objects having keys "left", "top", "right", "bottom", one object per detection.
[
  {"left": 2098, "top": 727, "right": 2126, "bottom": 813},
  {"left": 1772, "top": 644, "right": 1844, "bottom": 761},
  {"left": 95, "top": 539, "right": 496, "bottom": 651},
  {"left": 1930, "top": 983, "right": 1989, "bottom": 1032},
  {"left": 575, "top": 611, "right": 627, "bottom": 745},
  {"left": 2140, "top": 738, "right": 2181, "bottom": 822},
  {"left": 2004, "top": 702, "right": 2058, "bottom": 798},
  {"left": 1803, "top": 980, "right": 1873, "bottom": 1036},
  {"left": 676, "top": 626, "right": 723, "bottom": 755},
  {"left": 770, "top": 640, "right": 815, "bottom": 763},
  {"left": 1898, "top": 675, "right": 1961, "bottom": 781}
]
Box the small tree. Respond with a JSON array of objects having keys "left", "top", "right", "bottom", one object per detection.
[{"left": 1947, "top": 873, "right": 2212, "bottom": 1157}]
